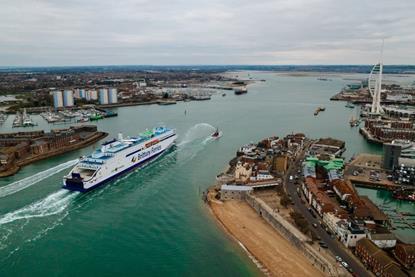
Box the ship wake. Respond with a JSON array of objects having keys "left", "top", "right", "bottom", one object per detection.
[
  {"left": 0, "top": 189, "right": 78, "bottom": 225},
  {"left": 177, "top": 123, "right": 216, "bottom": 146},
  {"left": 0, "top": 159, "right": 79, "bottom": 198}
]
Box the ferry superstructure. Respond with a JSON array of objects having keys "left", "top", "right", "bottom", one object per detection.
[{"left": 63, "top": 127, "right": 177, "bottom": 192}]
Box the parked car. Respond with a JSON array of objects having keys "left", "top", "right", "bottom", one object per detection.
[
  {"left": 335, "top": 256, "right": 342, "bottom": 262},
  {"left": 341, "top": 261, "right": 349, "bottom": 269}
]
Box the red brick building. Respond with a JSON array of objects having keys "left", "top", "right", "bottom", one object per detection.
[
  {"left": 355, "top": 238, "right": 406, "bottom": 277},
  {"left": 395, "top": 243, "right": 415, "bottom": 269}
]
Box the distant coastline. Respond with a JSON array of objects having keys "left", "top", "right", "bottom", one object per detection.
[{"left": 1, "top": 65, "right": 415, "bottom": 75}]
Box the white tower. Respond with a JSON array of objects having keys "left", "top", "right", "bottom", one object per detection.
[
  {"left": 369, "top": 40, "right": 384, "bottom": 114},
  {"left": 53, "top": 90, "right": 63, "bottom": 108},
  {"left": 63, "top": 90, "right": 74, "bottom": 107},
  {"left": 99, "top": 88, "right": 109, "bottom": 104},
  {"left": 108, "top": 88, "right": 118, "bottom": 104}
]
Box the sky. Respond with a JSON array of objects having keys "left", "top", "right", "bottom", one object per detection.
[{"left": 1, "top": 0, "right": 414, "bottom": 66}]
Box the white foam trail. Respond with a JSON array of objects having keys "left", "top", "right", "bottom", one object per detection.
[
  {"left": 0, "top": 190, "right": 79, "bottom": 225},
  {"left": 178, "top": 123, "right": 215, "bottom": 146},
  {"left": 0, "top": 159, "right": 78, "bottom": 198}
]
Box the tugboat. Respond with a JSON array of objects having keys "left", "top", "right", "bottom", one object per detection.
[{"left": 211, "top": 128, "right": 222, "bottom": 139}]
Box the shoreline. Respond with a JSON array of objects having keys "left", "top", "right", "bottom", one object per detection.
[
  {"left": 207, "top": 192, "right": 325, "bottom": 277},
  {"left": 207, "top": 199, "right": 269, "bottom": 276},
  {"left": 0, "top": 131, "right": 108, "bottom": 177}
]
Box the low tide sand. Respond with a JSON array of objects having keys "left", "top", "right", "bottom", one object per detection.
[{"left": 210, "top": 200, "right": 324, "bottom": 277}]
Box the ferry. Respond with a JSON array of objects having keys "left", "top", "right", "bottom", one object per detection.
[{"left": 63, "top": 127, "right": 177, "bottom": 192}]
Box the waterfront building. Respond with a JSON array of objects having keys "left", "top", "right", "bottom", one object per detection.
[
  {"left": 383, "top": 140, "right": 415, "bottom": 170},
  {"left": 79, "top": 89, "right": 86, "bottom": 99},
  {"left": 368, "top": 233, "right": 397, "bottom": 249},
  {"left": 220, "top": 185, "right": 252, "bottom": 201},
  {"left": 336, "top": 220, "right": 366, "bottom": 248},
  {"left": 273, "top": 155, "right": 288, "bottom": 174},
  {"left": 394, "top": 243, "right": 415, "bottom": 269},
  {"left": 89, "top": 90, "right": 98, "bottom": 100},
  {"left": 108, "top": 88, "right": 118, "bottom": 104},
  {"left": 0, "top": 126, "right": 103, "bottom": 176},
  {"left": 383, "top": 106, "right": 415, "bottom": 120},
  {"left": 383, "top": 142, "right": 402, "bottom": 170},
  {"left": 355, "top": 238, "right": 406, "bottom": 277},
  {"left": 322, "top": 212, "right": 341, "bottom": 235},
  {"left": 53, "top": 90, "right": 63, "bottom": 108},
  {"left": 63, "top": 90, "right": 74, "bottom": 107},
  {"left": 99, "top": 88, "right": 109, "bottom": 104},
  {"left": 361, "top": 118, "right": 415, "bottom": 143},
  {"left": 234, "top": 161, "right": 252, "bottom": 182},
  {"left": 73, "top": 89, "right": 80, "bottom": 99},
  {"left": 386, "top": 94, "right": 413, "bottom": 102}
]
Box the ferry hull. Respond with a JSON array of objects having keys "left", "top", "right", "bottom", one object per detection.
[{"left": 63, "top": 144, "right": 173, "bottom": 192}]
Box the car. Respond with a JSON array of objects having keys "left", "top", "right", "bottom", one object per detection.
[
  {"left": 341, "top": 261, "right": 349, "bottom": 268},
  {"left": 312, "top": 223, "right": 318, "bottom": 228},
  {"left": 320, "top": 244, "right": 328, "bottom": 249},
  {"left": 335, "top": 256, "right": 342, "bottom": 262}
]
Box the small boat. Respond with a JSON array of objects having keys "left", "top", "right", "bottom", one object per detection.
[
  {"left": 314, "top": 107, "right": 325, "bottom": 116},
  {"left": 345, "top": 102, "right": 355, "bottom": 108},
  {"left": 234, "top": 87, "right": 247, "bottom": 95},
  {"left": 211, "top": 128, "right": 222, "bottom": 139},
  {"left": 349, "top": 116, "right": 360, "bottom": 127},
  {"left": 222, "top": 93, "right": 226, "bottom": 97}
]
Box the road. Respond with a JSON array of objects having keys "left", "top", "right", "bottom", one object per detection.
[{"left": 284, "top": 142, "right": 371, "bottom": 277}]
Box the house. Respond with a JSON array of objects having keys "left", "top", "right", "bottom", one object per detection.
[
  {"left": 336, "top": 220, "right": 366, "bottom": 248},
  {"left": 234, "top": 161, "right": 252, "bottom": 182},
  {"left": 322, "top": 212, "right": 341, "bottom": 235},
  {"left": 355, "top": 238, "right": 406, "bottom": 277},
  {"left": 369, "top": 232, "right": 397, "bottom": 249},
  {"left": 394, "top": 243, "right": 415, "bottom": 269},
  {"left": 220, "top": 185, "right": 252, "bottom": 201}
]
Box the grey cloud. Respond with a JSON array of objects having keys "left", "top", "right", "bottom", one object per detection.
[{"left": 0, "top": 0, "right": 414, "bottom": 65}]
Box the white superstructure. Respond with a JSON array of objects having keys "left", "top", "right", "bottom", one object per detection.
[{"left": 63, "top": 127, "right": 177, "bottom": 191}]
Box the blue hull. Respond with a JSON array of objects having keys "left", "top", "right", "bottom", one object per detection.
[{"left": 63, "top": 146, "right": 171, "bottom": 192}]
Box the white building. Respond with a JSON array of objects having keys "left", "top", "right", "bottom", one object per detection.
[
  {"left": 63, "top": 90, "right": 74, "bottom": 107},
  {"left": 220, "top": 185, "right": 252, "bottom": 201},
  {"left": 73, "top": 89, "right": 80, "bottom": 99},
  {"left": 99, "top": 88, "right": 108, "bottom": 104},
  {"left": 336, "top": 220, "right": 367, "bottom": 248},
  {"left": 369, "top": 233, "right": 397, "bottom": 249},
  {"left": 53, "top": 90, "right": 63, "bottom": 108},
  {"left": 250, "top": 170, "right": 273, "bottom": 181},
  {"left": 322, "top": 212, "right": 341, "bottom": 235},
  {"left": 234, "top": 161, "right": 252, "bottom": 182},
  {"left": 108, "top": 88, "right": 118, "bottom": 104},
  {"left": 79, "top": 89, "right": 86, "bottom": 99},
  {"left": 90, "top": 90, "right": 98, "bottom": 100}
]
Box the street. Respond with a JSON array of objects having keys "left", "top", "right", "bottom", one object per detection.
[{"left": 283, "top": 142, "right": 371, "bottom": 277}]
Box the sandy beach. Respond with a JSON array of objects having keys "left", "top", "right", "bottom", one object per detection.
[{"left": 209, "top": 199, "right": 324, "bottom": 277}]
